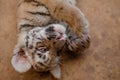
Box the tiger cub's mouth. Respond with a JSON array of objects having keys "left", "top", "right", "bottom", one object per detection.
[{"left": 57, "top": 34, "right": 67, "bottom": 40}]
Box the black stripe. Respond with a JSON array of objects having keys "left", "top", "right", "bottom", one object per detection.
[
  {"left": 24, "top": 0, "right": 33, "bottom": 2},
  {"left": 38, "top": 62, "right": 46, "bottom": 67},
  {"left": 32, "top": 0, "right": 46, "bottom": 7},
  {"left": 24, "top": 0, "right": 46, "bottom": 7},
  {"left": 54, "top": 7, "right": 57, "bottom": 13},
  {"left": 26, "top": 35, "right": 29, "bottom": 48},
  {"left": 27, "top": 11, "right": 50, "bottom": 16},
  {"left": 21, "top": 24, "right": 35, "bottom": 27},
  {"left": 22, "top": 18, "right": 33, "bottom": 22}
]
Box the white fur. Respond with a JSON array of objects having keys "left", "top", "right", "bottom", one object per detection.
[
  {"left": 17, "top": 31, "right": 27, "bottom": 47},
  {"left": 63, "top": 0, "right": 76, "bottom": 5},
  {"left": 48, "top": 24, "right": 67, "bottom": 40},
  {"left": 50, "top": 24, "right": 66, "bottom": 34}
]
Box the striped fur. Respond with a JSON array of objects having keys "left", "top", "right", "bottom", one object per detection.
[{"left": 11, "top": 0, "right": 90, "bottom": 79}]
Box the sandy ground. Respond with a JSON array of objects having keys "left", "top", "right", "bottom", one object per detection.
[{"left": 0, "top": 0, "right": 120, "bottom": 80}]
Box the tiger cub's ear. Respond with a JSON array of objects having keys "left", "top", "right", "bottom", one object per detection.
[
  {"left": 50, "top": 65, "right": 61, "bottom": 79},
  {"left": 11, "top": 47, "right": 32, "bottom": 73}
]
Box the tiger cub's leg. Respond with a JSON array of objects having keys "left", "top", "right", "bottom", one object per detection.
[
  {"left": 35, "top": 0, "right": 89, "bottom": 37},
  {"left": 34, "top": 0, "right": 90, "bottom": 53},
  {"left": 66, "top": 34, "right": 90, "bottom": 54}
]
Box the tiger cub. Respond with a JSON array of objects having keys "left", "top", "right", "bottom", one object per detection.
[{"left": 11, "top": 0, "right": 90, "bottom": 79}]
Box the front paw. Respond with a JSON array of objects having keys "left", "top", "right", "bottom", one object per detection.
[
  {"left": 66, "top": 36, "right": 90, "bottom": 52},
  {"left": 67, "top": 39, "right": 78, "bottom": 51}
]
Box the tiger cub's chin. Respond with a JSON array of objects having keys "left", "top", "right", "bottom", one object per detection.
[{"left": 45, "top": 24, "right": 67, "bottom": 40}]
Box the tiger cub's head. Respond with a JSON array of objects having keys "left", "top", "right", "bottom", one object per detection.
[{"left": 11, "top": 24, "right": 67, "bottom": 79}]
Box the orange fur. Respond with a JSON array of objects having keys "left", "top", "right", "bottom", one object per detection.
[{"left": 36, "top": 0, "right": 89, "bottom": 37}]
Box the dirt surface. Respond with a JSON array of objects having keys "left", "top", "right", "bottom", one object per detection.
[{"left": 0, "top": 0, "right": 120, "bottom": 80}]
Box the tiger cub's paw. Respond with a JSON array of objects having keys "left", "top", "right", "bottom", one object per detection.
[{"left": 67, "top": 35, "right": 90, "bottom": 52}]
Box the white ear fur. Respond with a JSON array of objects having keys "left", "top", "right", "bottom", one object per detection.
[
  {"left": 50, "top": 65, "right": 61, "bottom": 79},
  {"left": 11, "top": 47, "right": 32, "bottom": 73}
]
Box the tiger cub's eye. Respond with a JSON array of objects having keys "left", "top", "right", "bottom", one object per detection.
[{"left": 38, "top": 47, "right": 48, "bottom": 53}]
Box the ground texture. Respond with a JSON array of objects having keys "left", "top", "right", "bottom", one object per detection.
[{"left": 0, "top": 0, "right": 120, "bottom": 80}]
